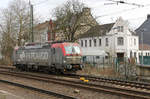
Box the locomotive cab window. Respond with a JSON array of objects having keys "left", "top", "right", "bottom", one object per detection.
[{"left": 64, "top": 46, "right": 81, "bottom": 54}]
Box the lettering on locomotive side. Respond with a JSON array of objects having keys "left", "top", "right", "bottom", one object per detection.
[
  {"left": 20, "top": 51, "right": 25, "bottom": 61},
  {"left": 18, "top": 51, "right": 49, "bottom": 61}
]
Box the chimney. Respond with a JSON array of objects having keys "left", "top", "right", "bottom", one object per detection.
[
  {"left": 47, "top": 19, "right": 55, "bottom": 41},
  {"left": 147, "top": 14, "right": 150, "bottom": 19},
  {"left": 82, "top": 7, "right": 91, "bottom": 15}
]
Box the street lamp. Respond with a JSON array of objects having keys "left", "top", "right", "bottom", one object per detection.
[
  {"left": 140, "top": 28, "right": 146, "bottom": 66},
  {"left": 141, "top": 31, "right": 143, "bottom": 66}
]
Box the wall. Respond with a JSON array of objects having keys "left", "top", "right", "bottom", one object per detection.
[{"left": 34, "top": 28, "right": 48, "bottom": 43}]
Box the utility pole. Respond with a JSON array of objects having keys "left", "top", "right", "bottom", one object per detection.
[
  {"left": 29, "top": 0, "right": 34, "bottom": 42},
  {"left": 31, "top": 4, "right": 34, "bottom": 42},
  {"left": 141, "top": 31, "right": 143, "bottom": 66},
  {"left": 141, "top": 29, "right": 146, "bottom": 65}
]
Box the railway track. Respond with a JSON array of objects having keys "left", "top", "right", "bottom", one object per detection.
[
  {"left": 0, "top": 79, "right": 76, "bottom": 99},
  {"left": 0, "top": 65, "right": 15, "bottom": 70},
  {"left": 0, "top": 70, "right": 150, "bottom": 99},
  {"left": 67, "top": 74, "right": 150, "bottom": 90},
  {"left": 0, "top": 66, "right": 150, "bottom": 90}
]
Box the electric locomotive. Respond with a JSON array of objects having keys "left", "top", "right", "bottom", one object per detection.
[{"left": 12, "top": 41, "right": 83, "bottom": 73}]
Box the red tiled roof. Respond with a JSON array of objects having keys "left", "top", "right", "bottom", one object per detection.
[
  {"left": 139, "top": 44, "right": 150, "bottom": 50},
  {"left": 34, "top": 21, "right": 49, "bottom": 30}
]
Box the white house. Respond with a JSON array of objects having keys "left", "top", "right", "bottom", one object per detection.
[{"left": 78, "top": 17, "right": 139, "bottom": 63}]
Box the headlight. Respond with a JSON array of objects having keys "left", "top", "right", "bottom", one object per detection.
[
  {"left": 63, "top": 60, "right": 66, "bottom": 63},
  {"left": 66, "top": 65, "right": 72, "bottom": 69},
  {"left": 68, "top": 65, "right": 72, "bottom": 69},
  {"left": 80, "top": 64, "right": 83, "bottom": 69}
]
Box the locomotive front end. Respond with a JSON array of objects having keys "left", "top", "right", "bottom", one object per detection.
[{"left": 63, "top": 43, "right": 83, "bottom": 71}]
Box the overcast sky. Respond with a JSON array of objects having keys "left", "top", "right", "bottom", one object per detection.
[{"left": 0, "top": 0, "right": 150, "bottom": 29}]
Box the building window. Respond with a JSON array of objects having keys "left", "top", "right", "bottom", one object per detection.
[
  {"left": 96, "top": 56, "right": 100, "bottom": 59},
  {"left": 121, "top": 26, "right": 123, "bottom": 32},
  {"left": 81, "top": 40, "right": 83, "bottom": 47},
  {"left": 117, "top": 26, "right": 123, "bottom": 32},
  {"left": 146, "top": 52, "right": 148, "bottom": 56},
  {"left": 134, "top": 38, "right": 136, "bottom": 45},
  {"left": 89, "top": 40, "right": 91, "bottom": 47},
  {"left": 130, "top": 51, "right": 132, "bottom": 58},
  {"left": 134, "top": 52, "right": 136, "bottom": 58},
  {"left": 83, "top": 56, "right": 86, "bottom": 62},
  {"left": 99, "top": 39, "right": 101, "bottom": 46},
  {"left": 94, "top": 39, "right": 97, "bottom": 47},
  {"left": 105, "top": 38, "right": 108, "bottom": 46},
  {"left": 117, "top": 37, "right": 124, "bottom": 45},
  {"left": 85, "top": 40, "right": 87, "bottom": 47}
]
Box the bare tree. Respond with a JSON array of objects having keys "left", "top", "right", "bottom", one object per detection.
[
  {"left": 53, "top": 0, "right": 91, "bottom": 41},
  {"left": 0, "top": 0, "right": 38, "bottom": 63},
  {"left": 0, "top": 5, "right": 16, "bottom": 62}
]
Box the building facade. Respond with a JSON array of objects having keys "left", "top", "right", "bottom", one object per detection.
[
  {"left": 33, "top": 21, "right": 49, "bottom": 43},
  {"left": 78, "top": 17, "right": 139, "bottom": 63},
  {"left": 33, "top": 7, "right": 98, "bottom": 42},
  {"left": 138, "top": 44, "right": 150, "bottom": 64},
  {"left": 136, "top": 15, "right": 150, "bottom": 45}
]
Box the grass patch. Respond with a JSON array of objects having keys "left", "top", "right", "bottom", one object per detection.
[
  {"left": 0, "top": 58, "right": 12, "bottom": 66},
  {"left": 77, "top": 64, "right": 122, "bottom": 78}
]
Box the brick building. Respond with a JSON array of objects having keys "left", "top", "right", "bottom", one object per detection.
[{"left": 33, "top": 7, "right": 98, "bottom": 42}]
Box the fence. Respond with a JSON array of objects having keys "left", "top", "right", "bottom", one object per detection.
[
  {"left": 82, "top": 55, "right": 111, "bottom": 67},
  {"left": 114, "top": 57, "right": 137, "bottom": 78},
  {"left": 82, "top": 56, "right": 138, "bottom": 78},
  {"left": 139, "top": 56, "right": 150, "bottom": 65}
]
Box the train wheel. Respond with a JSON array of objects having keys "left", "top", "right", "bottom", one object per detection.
[
  {"left": 15, "top": 65, "right": 21, "bottom": 71},
  {"left": 56, "top": 69, "right": 63, "bottom": 75}
]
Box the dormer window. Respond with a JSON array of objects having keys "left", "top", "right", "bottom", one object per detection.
[
  {"left": 117, "top": 37, "right": 124, "bottom": 45},
  {"left": 117, "top": 26, "right": 123, "bottom": 32}
]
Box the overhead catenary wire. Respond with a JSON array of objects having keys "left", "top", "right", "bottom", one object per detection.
[
  {"left": 98, "top": 0, "right": 150, "bottom": 18},
  {"left": 96, "top": 3, "right": 150, "bottom": 19},
  {"left": 106, "top": 0, "right": 144, "bottom": 7},
  {"left": 32, "top": 0, "right": 49, "bottom": 6},
  {"left": 29, "top": 0, "right": 150, "bottom": 24},
  {"left": 30, "top": 0, "right": 150, "bottom": 20}
]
